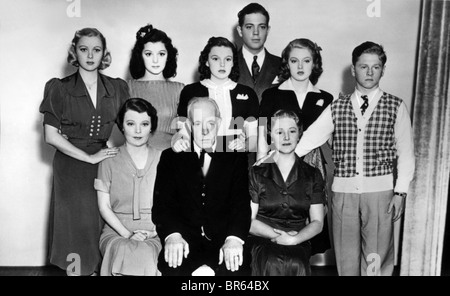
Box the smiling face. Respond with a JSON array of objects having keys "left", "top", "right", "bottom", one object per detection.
[
  {"left": 190, "top": 101, "right": 221, "bottom": 149},
  {"left": 237, "top": 13, "right": 269, "bottom": 55},
  {"left": 271, "top": 117, "right": 301, "bottom": 155},
  {"left": 206, "top": 46, "right": 234, "bottom": 83},
  {"left": 288, "top": 47, "right": 313, "bottom": 83},
  {"left": 123, "top": 110, "right": 152, "bottom": 148},
  {"left": 351, "top": 53, "right": 385, "bottom": 93},
  {"left": 142, "top": 41, "right": 168, "bottom": 79},
  {"left": 76, "top": 36, "right": 103, "bottom": 72}
]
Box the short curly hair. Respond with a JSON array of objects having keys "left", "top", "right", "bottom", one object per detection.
[
  {"left": 198, "top": 37, "right": 240, "bottom": 82},
  {"left": 67, "top": 28, "right": 111, "bottom": 70},
  {"left": 278, "top": 38, "right": 323, "bottom": 85},
  {"left": 116, "top": 98, "right": 158, "bottom": 134},
  {"left": 129, "top": 24, "right": 178, "bottom": 79}
]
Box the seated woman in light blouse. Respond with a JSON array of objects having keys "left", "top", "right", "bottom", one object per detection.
[
  {"left": 248, "top": 109, "right": 325, "bottom": 276},
  {"left": 95, "top": 98, "right": 162, "bottom": 276}
]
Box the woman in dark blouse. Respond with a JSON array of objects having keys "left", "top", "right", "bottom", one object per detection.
[
  {"left": 258, "top": 39, "right": 332, "bottom": 164},
  {"left": 248, "top": 110, "right": 325, "bottom": 276},
  {"left": 39, "top": 28, "right": 129, "bottom": 275}
]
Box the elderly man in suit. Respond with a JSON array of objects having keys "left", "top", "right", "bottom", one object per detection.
[
  {"left": 236, "top": 3, "right": 281, "bottom": 103},
  {"left": 153, "top": 97, "right": 251, "bottom": 276}
]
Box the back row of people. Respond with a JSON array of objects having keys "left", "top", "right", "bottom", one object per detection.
[{"left": 39, "top": 2, "right": 414, "bottom": 276}]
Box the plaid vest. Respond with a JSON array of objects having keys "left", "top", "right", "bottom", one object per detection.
[{"left": 331, "top": 92, "right": 402, "bottom": 177}]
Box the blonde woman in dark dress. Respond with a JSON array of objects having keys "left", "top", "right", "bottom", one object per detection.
[
  {"left": 39, "top": 28, "right": 129, "bottom": 276},
  {"left": 248, "top": 110, "right": 325, "bottom": 276}
]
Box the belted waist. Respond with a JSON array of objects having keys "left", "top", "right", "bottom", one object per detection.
[{"left": 69, "top": 138, "right": 108, "bottom": 147}]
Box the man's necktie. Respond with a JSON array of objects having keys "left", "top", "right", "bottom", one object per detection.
[
  {"left": 252, "top": 55, "right": 260, "bottom": 83},
  {"left": 199, "top": 149, "right": 206, "bottom": 168},
  {"left": 361, "top": 95, "right": 369, "bottom": 115}
]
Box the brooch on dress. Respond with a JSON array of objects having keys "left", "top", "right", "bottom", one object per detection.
[{"left": 316, "top": 99, "right": 324, "bottom": 106}]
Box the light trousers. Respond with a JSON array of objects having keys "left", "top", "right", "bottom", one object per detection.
[{"left": 331, "top": 190, "right": 394, "bottom": 276}]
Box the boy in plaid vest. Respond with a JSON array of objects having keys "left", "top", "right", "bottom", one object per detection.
[{"left": 294, "top": 41, "right": 415, "bottom": 275}]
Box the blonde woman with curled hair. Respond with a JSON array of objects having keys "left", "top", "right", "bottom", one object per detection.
[{"left": 39, "top": 27, "right": 129, "bottom": 276}]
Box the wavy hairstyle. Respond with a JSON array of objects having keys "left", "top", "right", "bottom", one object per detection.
[
  {"left": 129, "top": 24, "right": 178, "bottom": 79},
  {"left": 67, "top": 28, "right": 111, "bottom": 70},
  {"left": 198, "top": 37, "right": 240, "bottom": 82},
  {"left": 269, "top": 109, "right": 303, "bottom": 137},
  {"left": 116, "top": 98, "right": 158, "bottom": 134},
  {"left": 237, "top": 3, "right": 270, "bottom": 26},
  {"left": 352, "top": 41, "right": 387, "bottom": 66},
  {"left": 278, "top": 38, "right": 323, "bottom": 85}
]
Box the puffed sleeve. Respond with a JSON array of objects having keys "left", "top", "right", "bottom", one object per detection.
[
  {"left": 94, "top": 158, "right": 112, "bottom": 193},
  {"left": 248, "top": 166, "right": 260, "bottom": 204},
  {"left": 310, "top": 167, "right": 326, "bottom": 205},
  {"left": 39, "top": 78, "right": 63, "bottom": 128},
  {"left": 116, "top": 78, "right": 130, "bottom": 107}
]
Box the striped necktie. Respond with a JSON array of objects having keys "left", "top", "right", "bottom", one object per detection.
[{"left": 361, "top": 95, "right": 369, "bottom": 115}]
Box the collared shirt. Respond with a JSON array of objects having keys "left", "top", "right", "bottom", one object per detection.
[
  {"left": 295, "top": 88, "right": 415, "bottom": 194},
  {"left": 279, "top": 78, "right": 321, "bottom": 109},
  {"left": 193, "top": 141, "right": 214, "bottom": 176},
  {"left": 242, "top": 45, "right": 266, "bottom": 75},
  {"left": 354, "top": 87, "right": 380, "bottom": 108},
  {"left": 250, "top": 154, "right": 325, "bottom": 231}
]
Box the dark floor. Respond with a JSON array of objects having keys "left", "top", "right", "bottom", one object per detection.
[
  {"left": 0, "top": 265, "right": 339, "bottom": 276},
  {"left": 0, "top": 263, "right": 405, "bottom": 276},
  {"left": 0, "top": 265, "right": 403, "bottom": 276}
]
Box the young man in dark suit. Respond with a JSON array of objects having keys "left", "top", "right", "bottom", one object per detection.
[
  {"left": 153, "top": 97, "right": 251, "bottom": 276},
  {"left": 236, "top": 3, "right": 281, "bottom": 103}
]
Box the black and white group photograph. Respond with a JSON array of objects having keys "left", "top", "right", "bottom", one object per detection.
[{"left": 0, "top": 0, "right": 449, "bottom": 288}]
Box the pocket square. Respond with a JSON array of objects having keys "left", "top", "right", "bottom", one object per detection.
[
  {"left": 236, "top": 94, "right": 249, "bottom": 100},
  {"left": 316, "top": 99, "right": 324, "bottom": 106},
  {"left": 271, "top": 76, "right": 280, "bottom": 84}
]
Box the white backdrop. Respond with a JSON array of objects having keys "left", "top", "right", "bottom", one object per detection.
[{"left": 0, "top": 0, "right": 421, "bottom": 266}]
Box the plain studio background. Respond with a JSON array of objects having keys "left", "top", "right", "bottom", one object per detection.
[{"left": 0, "top": 0, "right": 420, "bottom": 266}]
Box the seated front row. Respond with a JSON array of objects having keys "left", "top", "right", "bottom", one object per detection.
[
  {"left": 247, "top": 110, "right": 326, "bottom": 276},
  {"left": 95, "top": 97, "right": 325, "bottom": 276},
  {"left": 95, "top": 98, "right": 162, "bottom": 276}
]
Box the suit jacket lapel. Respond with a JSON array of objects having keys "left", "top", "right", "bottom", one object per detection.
[
  {"left": 238, "top": 49, "right": 253, "bottom": 86},
  {"left": 257, "top": 50, "right": 279, "bottom": 86}
]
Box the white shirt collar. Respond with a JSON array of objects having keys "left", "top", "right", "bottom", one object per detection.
[
  {"left": 279, "top": 78, "right": 321, "bottom": 93},
  {"left": 354, "top": 87, "right": 381, "bottom": 106},
  {"left": 193, "top": 140, "right": 217, "bottom": 155},
  {"left": 242, "top": 46, "right": 266, "bottom": 73}
]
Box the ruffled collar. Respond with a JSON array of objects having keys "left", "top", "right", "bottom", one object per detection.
[{"left": 200, "top": 78, "right": 237, "bottom": 91}]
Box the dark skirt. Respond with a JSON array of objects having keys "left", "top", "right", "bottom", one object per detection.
[
  {"left": 48, "top": 142, "right": 105, "bottom": 275},
  {"left": 247, "top": 235, "right": 312, "bottom": 276}
]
